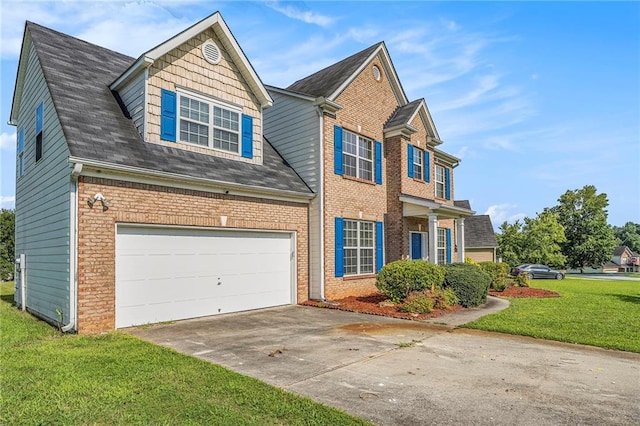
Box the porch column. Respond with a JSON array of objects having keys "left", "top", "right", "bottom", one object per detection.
[
  {"left": 456, "top": 218, "right": 465, "bottom": 262},
  {"left": 428, "top": 214, "right": 438, "bottom": 264}
]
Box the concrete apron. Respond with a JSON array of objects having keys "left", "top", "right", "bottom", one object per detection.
[{"left": 129, "top": 305, "right": 640, "bottom": 426}]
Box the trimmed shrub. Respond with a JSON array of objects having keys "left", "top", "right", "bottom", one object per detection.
[
  {"left": 399, "top": 292, "right": 434, "bottom": 314},
  {"left": 478, "top": 262, "right": 511, "bottom": 290},
  {"left": 431, "top": 288, "right": 460, "bottom": 310},
  {"left": 442, "top": 263, "right": 491, "bottom": 307},
  {"left": 514, "top": 273, "right": 530, "bottom": 287},
  {"left": 376, "top": 260, "right": 445, "bottom": 303}
]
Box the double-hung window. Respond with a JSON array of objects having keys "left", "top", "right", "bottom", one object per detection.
[
  {"left": 435, "top": 164, "right": 445, "bottom": 199},
  {"left": 437, "top": 228, "right": 446, "bottom": 265},
  {"left": 412, "top": 146, "right": 423, "bottom": 180},
  {"left": 17, "top": 129, "right": 24, "bottom": 177},
  {"left": 344, "top": 220, "right": 374, "bottom": 275},
  {"left": 179, "top": 92, "right": 240, "bottom": 154},
  {"left": 343, "top": 130, "right": 373, "bottom": 181}
]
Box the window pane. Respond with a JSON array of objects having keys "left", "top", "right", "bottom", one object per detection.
[
  {"left": 344, "top": 248, "right": 358, "bottom": 275},
  {"left": 344, "top": 220, "right": 358, "bottom": 247},
  {"left": 360, "top": 222, "right": 374, "bottom": 248},
  {"left": 180, "top": 97, "right": 209, "bottom": 123},
  {"left": 360, "top": 249, "right": 374, "bottom": 274},
  {"left": 180, "top": 120, "right": 209, "bottom": 146},
  {"left": 343, "top": 154, "right": 357, "bottom": 177},
  {"left": 213, "top": 128, "right": 239, "bottom": 152},
  {"left": 214, "top": 106, "right": 239, "bottom": 131},
  {"left": 343, "top": 131, "right": 358, "bottom": 155},
  {"left": 358, "top": 137, "right": 372, "bottom": 160},
  {"left": 359, "top": 158, "right": 372, "bottom": 181}
]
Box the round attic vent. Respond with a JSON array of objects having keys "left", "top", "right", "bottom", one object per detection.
[
  {"left": 372, "top": 65, "right": 381, "bottom": 81},
  {"left": 202, "top": 41, "right": 221, "bottom": 65}
]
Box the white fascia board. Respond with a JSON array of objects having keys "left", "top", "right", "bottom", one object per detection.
[
  {"left": 328, "top": 43, "right": 409, "bottom": 106},
  {"left": 69, "top": 157, "right": 314, "bottom": 203},
  {"left": 266, "top": 85, "right": 316, "bottom": 102},
  {"left": 110, "top": 56, "right": 153, "bottom": 90},
  {"left": 433, "top": 148, "right": 460, "bottom": 167},
  {"left": 399, "top": 195, "right": 475, "bottom": 218},
  {"left": 9, "top": 26, "right": 32, "bottom": 125}
]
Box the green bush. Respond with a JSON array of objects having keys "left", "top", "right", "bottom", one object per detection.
[
  {"left": 399, "top": 292, "right": 434, "bottom": 314},
  {"left": 430, "top": 288, "right": 460, "bottom": 310},
  {"left": 376, "top": 260, "right": 445, "bottom": 302},
  {"left": 478, "top": 262, "right": 511, "bottom": 290},
  {"left": 514, "top": 273, "right": 530, "bottom": 287},
  {"left": 442, "top": 263, "right": 491, "bottom": 307}
]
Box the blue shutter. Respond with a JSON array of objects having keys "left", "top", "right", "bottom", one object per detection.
[
  {"left": 160, "top": 89, "right": 176, "bottom": 142},
  {"left": 374, "top": 141, "right": 382, "bottom": 185},
  {"left": 376, "top": 221, "right": 384, "bottom": 273},
  {"left": 445, "top": 168, "right": 451, "bottom": 200},
  {"left": 446, "top": 228, "right": 452, "bottom": 264},
  {"left": 334, "top": 125, "right": 343, "bottom": 175},
  {"left": 18, "top": 129, "right": 24, "bottom": 152},
  {"left": 411, "top": 233, "right": 422, "bottom": 260},
  {"left": 424, "top": 151, "right": 430, "bottom": 182},
  {"left": 241, "top": 114, "right": 253, "bottom": 158},
  {"left": 407, "top": 145, "right": 414, "bottom": 178},
  {"left": 335, "top": 217, "right": 344, "bottom": 277},
  {"left": 35, "top": 102, "right": 43, "bottom": 133}
]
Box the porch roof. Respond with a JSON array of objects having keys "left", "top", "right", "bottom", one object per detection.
[{"left": 399, "top": 194, "right": 475, "bottom": 219}]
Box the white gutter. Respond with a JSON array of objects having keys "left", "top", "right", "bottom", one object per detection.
[
  {"left": 67, "top": 156, "right": 314, "bottom": 203},
  {"left": 62, "top": 162, "right": 82, "bottom": 333}
]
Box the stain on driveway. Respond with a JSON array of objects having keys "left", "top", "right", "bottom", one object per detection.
[{"left": 129, "top": 306, "right": 640, "bottom": 425}]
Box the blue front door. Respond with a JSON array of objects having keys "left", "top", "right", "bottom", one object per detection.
[{"left": 411, "top": 233, "right": 422, "bottom": 260}]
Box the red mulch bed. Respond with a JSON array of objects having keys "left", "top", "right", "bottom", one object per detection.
[
  {"left": 302, "top": 293, "right": 465, "bottom": 320},
  {"left": 490, "top": 286, "right": 561, "bottom": 298},
  {"left": 303, "top": 287, "right": 561, "bottom": 321}
]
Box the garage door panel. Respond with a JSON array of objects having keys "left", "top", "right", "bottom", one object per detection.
[{"left": 116, "top": 227, "right": 293, "bottom": 328}]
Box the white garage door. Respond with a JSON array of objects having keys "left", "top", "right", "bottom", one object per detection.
[{"left": 115, "top": 226, "right": 294, "bottom": 328}]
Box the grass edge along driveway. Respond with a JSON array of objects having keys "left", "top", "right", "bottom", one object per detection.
[
  {"left": 465, "top": 277, "right": 640, "bottom": 353},
  {"left": 0, "top": 282, "right": 369, "bottom": 425}
]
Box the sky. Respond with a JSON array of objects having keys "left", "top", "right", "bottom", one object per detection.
[{"left": 1, "top": 0, "right": 638, "bottom": 229}]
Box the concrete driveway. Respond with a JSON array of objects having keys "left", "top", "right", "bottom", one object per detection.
[{"left": 129, "top": 306, "right": 640, "bottom": 425}]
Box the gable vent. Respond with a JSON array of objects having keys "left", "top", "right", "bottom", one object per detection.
[{"left": 202, "top": 41, "right": 221, "bottom": 65}]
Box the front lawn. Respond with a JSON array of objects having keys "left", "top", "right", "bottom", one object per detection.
[
  {"left": 465, "top": 277, "right": 640, "bottom": 352},
  {"left": 0, "top": 282, "right": 368, "bottom": 425}
]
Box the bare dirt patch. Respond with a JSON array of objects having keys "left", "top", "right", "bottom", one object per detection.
[{"left": 490, "top": 286, "right": 561, "bottom": 298}]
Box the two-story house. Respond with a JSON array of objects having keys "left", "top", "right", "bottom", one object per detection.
[{"left": 10, "top": 12, "right": 473, "bottom": 333}]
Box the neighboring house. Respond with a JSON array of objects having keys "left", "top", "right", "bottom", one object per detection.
[
  {"left": 457, "top": 207, "right": 498, "bottom": 263},
  {"left": 11, "top": 12, "right": 474, "bottom": 333},
  {"left": 10, "top": 13, "right": 313, "bottom": 333},
  {"left": 264, "top": 43, "right": 473, "bottom": 301},
  {"left": 611, "top": 246, "right": 639, "bottom": 272}
]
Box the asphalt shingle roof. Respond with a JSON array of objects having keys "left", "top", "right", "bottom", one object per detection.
[
  {"left": 27, "top": 22, "right": 312, "bottom": 195},
  {"left": 385, "top": 99, "right": 422, "bottom": 129},
  {"left": 612, "top": 245, "right": 628, "bottom": 256},
  {"left": 287, "top": 43, "right": 382, "bottom": 98},
  {"left": 464, "top": 215, "right": 498, "bottom": 248},
  {"left": 454, "top": 200, "right": 472, "bottom": 210}
]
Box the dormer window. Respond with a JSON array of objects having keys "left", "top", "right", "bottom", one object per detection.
[{"left": 179, "top": 92, "right": 241, "bottom": 154}]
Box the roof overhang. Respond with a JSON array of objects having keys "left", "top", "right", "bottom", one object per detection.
[
  {"left": 69, "top": 157, "right": 314, "bottom": 204},
  {"left": 110, "top": 12, "right": 273, "bottom": 109},
  {"left": 384, "top": 123, "right": 418, "bottom": 138},
  {"left": 9, "top": 23, "right": 32, "bottom": 125},
  {"left": 433, "top": 148, "right": 460, "bottom": 168},
  {"left": 314, "top": 97, "right": 343, "bottom": 116},
  {"left": 399, "top": 194, "right": 475, "bottom": 219}
]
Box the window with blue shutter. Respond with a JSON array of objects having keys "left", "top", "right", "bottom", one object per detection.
[
  {"left": 445, "top": 168, "right": 451, "bottom": 200},
  {"left": 407, "top": 144, "right": 414, "bottom": 178},
  {"left": 334, "top": 125, "right": 343, "bottom": 175},
  {"left": 160, "top": 89, "right": 177, "bottom": 142},
  {"left": 335, "top": 217, "right": 344, "bottom": 277},
  {"left": 424, "top": 151, "right": 430, "bottom": 182},
  {"left": 374, "top": 141, "right": 382, "bottom": 185},
  {"left": 376, "top": 221, "right": 384, "bottom": 272},
  {"left": 35, "top": 102, "right": 43, "bottom": 161},
  {"left": 446, "top": 228, "right": 452, "bottom": 264},
  {"left": 241, "top": 114, "right": 253, "bottom": 158}
]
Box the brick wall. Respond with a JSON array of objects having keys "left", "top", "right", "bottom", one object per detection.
[
  {"left": 77, "top": 176, "right": 308, "bottom": 333},
  {"left": 146, "top": 28, "right": 263, "bottom": 164},
  {"left": 322, "top": 56, "right": 399, "bottom": 300}
]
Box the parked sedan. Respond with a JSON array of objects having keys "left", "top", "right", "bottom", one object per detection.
[{"left": 511, "top": 264, "right": 564, "bottom": 280}]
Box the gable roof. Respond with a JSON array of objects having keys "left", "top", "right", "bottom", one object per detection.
[
  {"left": 464, "top": 215, "right": 498, "bottom": 248},
  {"left": 384, "top": 98, "right": 441, "bottom": 142},
  {"left": 111, "top": 12, "right": 272, "bottom": 108},
  {"left": 454, "top": 200, "right": 472, "bottom": 210},
  {"left": 14, "top": 21, "right": 311, "bottom": 197},
  {"left": 287, "top": 42, "right": 408, "bottom": 105},
  {"left": 612, "top": 245, "right": 631, "bottom": 256}
]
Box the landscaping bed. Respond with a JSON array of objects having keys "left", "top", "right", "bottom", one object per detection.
[
  {"left": 303, "top": 293, "right": 464, "bottom": 320},
  {"left": 490, "top": 286, "right": 561, "bottom": 298}
]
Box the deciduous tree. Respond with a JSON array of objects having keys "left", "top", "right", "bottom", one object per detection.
[
  {"left": 0, "top": 209, "right": 15, "bottom": 281},
  {"left": 613, "top": 222, "right": 640, "bottom": 253}
]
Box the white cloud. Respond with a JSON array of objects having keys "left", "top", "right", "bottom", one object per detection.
[
  {"left": 0, "top": 131, "right": 16, "bottom": 150},
  {"left": 484, "top": 204, "right": 526, "bottom": 226},
  {"left": 266, "top": 2, "right": 335, "bottom": 27},
  {"left": 0, "top": 196, "right": 15, "bottom": 208}
]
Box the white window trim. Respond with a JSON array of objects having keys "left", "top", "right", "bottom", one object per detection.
[
  {"left": 413, "top": 146, "right": 423, "bottom": 180},
  {"left": 344, "top": 219, "right": 375, "bottom": 276},
  {"left": 343, "top": 129, "right": 374, "bottom": 182},
  {"left": 437, "top": 228, "right": 446, "bottom": 264},
  {"left": 435, "top": 164, "right": 445, "bottom": 199},
  {"left": 177, "top": 90, "right": 242, "bottom": 155}
]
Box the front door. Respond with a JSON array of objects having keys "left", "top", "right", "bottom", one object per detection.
[{"left": 410, "top": 232, "right": 428, "bottom": 260}]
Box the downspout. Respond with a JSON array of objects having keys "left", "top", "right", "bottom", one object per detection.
[
  {"left": 317, "top": 106, "right": 325, "bottom": 301},
  {"left": 62, "top": 162, "right": 82, "bottom": 333}
]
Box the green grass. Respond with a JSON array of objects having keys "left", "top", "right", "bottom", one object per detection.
[
  {"left": 0, "top": 282, "right": 369, "bottom": 425},
  {"left": 465, "top": 277, "right": 640, "bottom": 352}
]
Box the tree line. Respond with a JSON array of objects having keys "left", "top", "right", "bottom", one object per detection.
[{"left": 496, "top": 185, "right": 639, "bottom": 271}]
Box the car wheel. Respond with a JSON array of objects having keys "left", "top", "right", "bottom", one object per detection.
[
  {"left": 527, "top": 273, "right": 534, "bottom": 280},
  {"left": 556, "top": 273, "right": 563, "bottom": 280}
]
